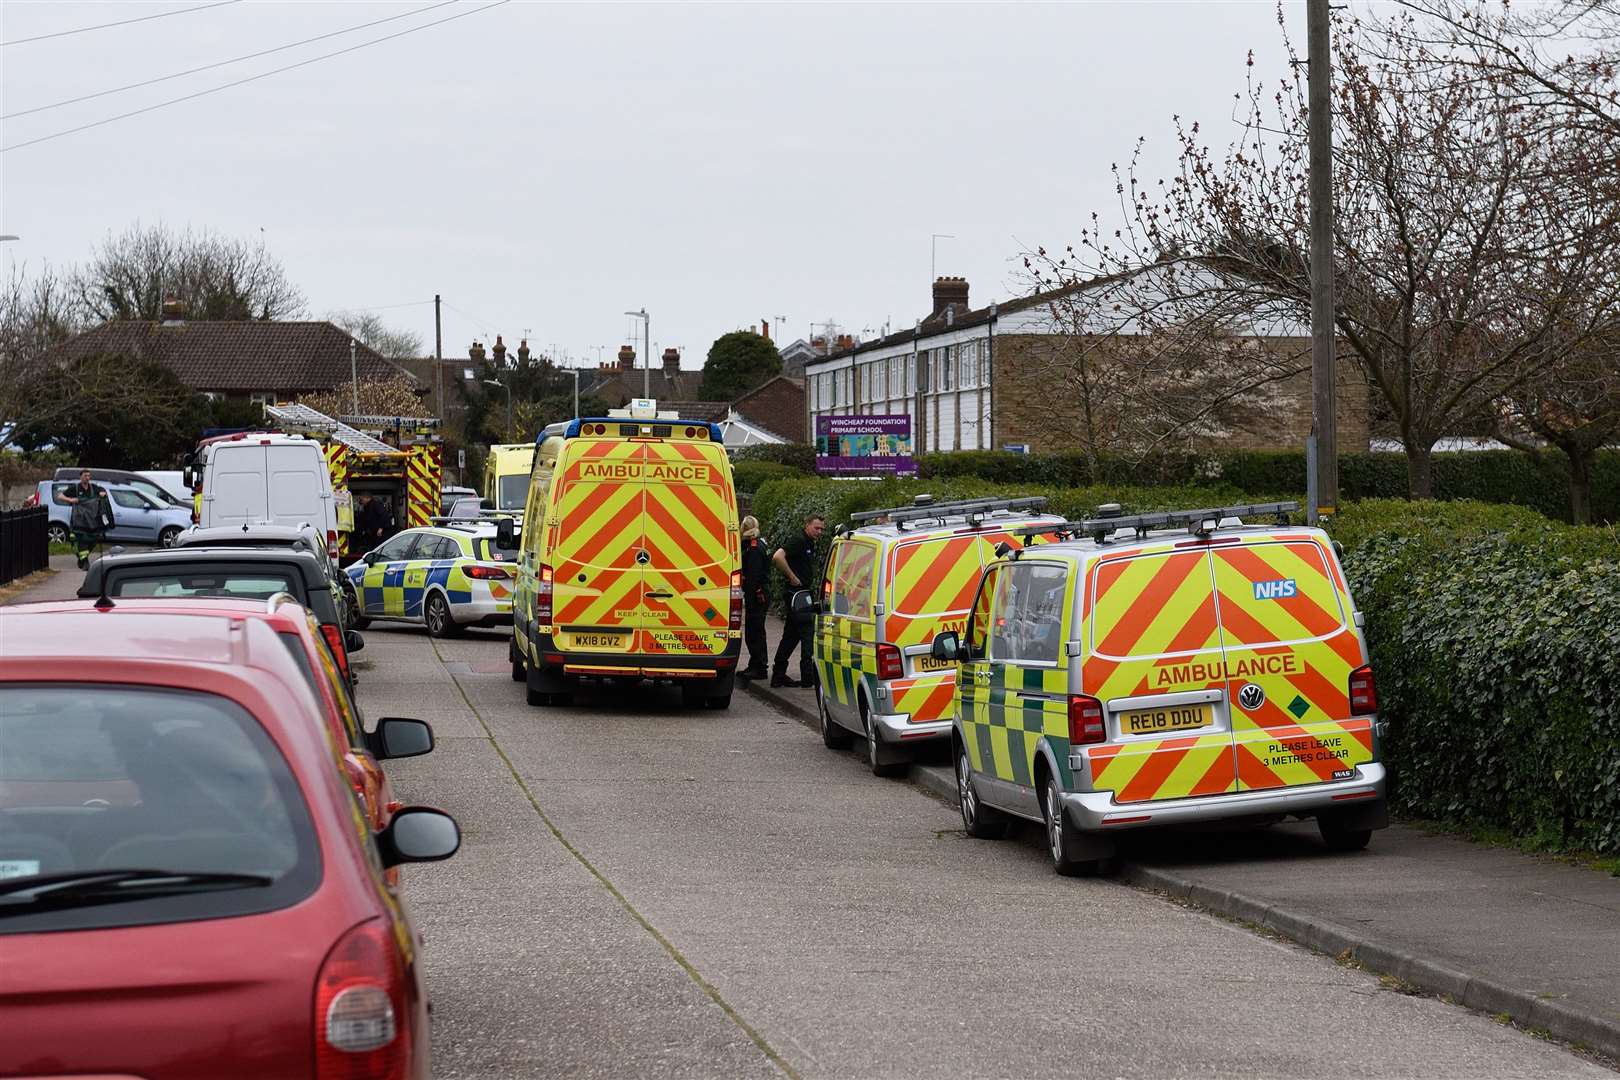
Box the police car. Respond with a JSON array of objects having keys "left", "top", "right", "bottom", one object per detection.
[
  {"left": 930, "top": 501, "right": 1387, "bottom": 875},
  {"left": 345, "top": 521, "right": 519, "bottom": 637}
]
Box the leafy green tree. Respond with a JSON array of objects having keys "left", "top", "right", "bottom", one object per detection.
[
  {"left": 699, "top": 331, "right": 780, "bottom": 401},
  {"left": 14, "top": 352, "right": 199, "bottom": 466}
]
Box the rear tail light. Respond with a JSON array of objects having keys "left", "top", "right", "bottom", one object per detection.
[
  {"left": 465, "top": 564, "right": 511, "bottom": 579},
  {"left": 1068, "top": 694, "right": 1107, "bottom": 745},
  {"left": 327, "top": 529, "right": 340, "bottom": 559},
  {"left": 537, "top": 564, "right": 553, "bottom": 625},
  {"left": 685, "top": 426, "right": 696, "bottom": 437},
  {"left": 314, "top": 918, "right": 409, "bottom": 1080},
  {"left": 729, "top": 570, "right": 742, "bottom": 631},
  {"left": 821, "top": 578, "right": 832, "bottom": 603},
  {"left": 1349, "top": 665, "right": 1378, "bottom": 714},
  {"left": 876, "top": 642, "right": 903, "bottom": 680},
  {"left": 321, "top": 622, "right": 352, "bottom": 681}
]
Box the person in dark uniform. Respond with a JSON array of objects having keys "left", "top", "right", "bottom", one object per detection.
[
  {"left": 355, "top": 493, "right": 388, "bottom": 549},
  {"left": 57, "top": 470, "right": 113, "bottom": 570},
  {"left": 770, "top": 512, "right": 826, "bottom": 688},
  {"left": 738, "top": 515, "right": 770, "bottom": 681}
]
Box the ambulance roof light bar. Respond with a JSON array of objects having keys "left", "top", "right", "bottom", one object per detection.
[
  {"left": 850, "top": 495, "right": 1050, "bottom": 530},
  {"left": 609, "top": 398, "right": 680, "bottom": 421},
  {"left": 1013, "top": 501, "right": 1301, "bottom": 544}
]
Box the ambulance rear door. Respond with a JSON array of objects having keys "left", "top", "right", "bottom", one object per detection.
[
  {"left": 636, "top": 440, "right": 736, "bottom": 658},
  {"left": 545, "top": 438, "right": 647, "bottom": 655},
  {"left": 1210, "top": 536, "right": 1375, "bottom": 791}
]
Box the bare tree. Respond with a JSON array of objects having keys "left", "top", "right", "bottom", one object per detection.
[
  {"left": 1029, "top": 3, "right": 1620, "bottom": 498},
  {"left": 0, "top": 262, "right": 89, "bottom": 451},
  {"left": 328, "top": 310, "right": 424, "bottom": 361},
  {"left": 75, "top": 223, "right": 305, "bottom": 322},
  {"left": 1004, "top": 269, "right": 1307, "bottom": 470}
]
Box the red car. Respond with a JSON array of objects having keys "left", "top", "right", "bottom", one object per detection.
[
  {"left": 32, "top": 595, "right": 412, "bottom": 834},
  {"left": 0, "top": 602, "right": 459, "bottom": 1079}
]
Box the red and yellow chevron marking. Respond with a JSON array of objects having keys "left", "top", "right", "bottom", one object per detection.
[
  {"left": 547, "top": 438, "right": 737, "bottom": 657},
  {"left": 888, "top": 673, "right": 956, "bottom": 724},
  {"left": 406, "top": 446, "right": 441, "bottom": 528},
  {"left": 1212, "top": 540, "right": 1373, "bottom": 791},
  {"left": 1080, "top": 538, "right": 1375, "bottom": 803},
  {"left": 324, "top": 443, "right": 350, "bottom": 487},
  {"left": 1083, "top": 547, "right": 1236, "bottom": 803}
]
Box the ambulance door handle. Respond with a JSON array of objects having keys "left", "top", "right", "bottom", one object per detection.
[{"left": 645, "top": 590, "right": 674, "bottom": 600}]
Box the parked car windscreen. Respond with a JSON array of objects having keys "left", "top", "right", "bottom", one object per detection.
[
  {"left": 0, "top": 684, "right": 320, "bottom": 935},
  {"left": 104, "top": 568, "right": 303, "bottom": 600}
]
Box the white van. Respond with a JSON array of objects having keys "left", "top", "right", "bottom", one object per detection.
[{"left": 194, "top": 434, "right": 339, "bottom": 560}]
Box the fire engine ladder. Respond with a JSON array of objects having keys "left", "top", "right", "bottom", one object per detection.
[
  {"left": 339, "top": 414, "right": 443, "bottom": 442},
  {"left": 262, "top": 402, "right": 400, "bottom": 455},
  {"left": 1012, "top": 501, "right": 1301, "bottom": 544},
  {"left": 849, "top": 494, "right": 1050, "bottom": 531}
]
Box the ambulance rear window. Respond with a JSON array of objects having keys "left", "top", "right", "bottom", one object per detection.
[
  {"left": 1090, "top": 549, "right": 1220, "bottom": 660},
  {"left": 1211, "top": 541, "right": 1346, "bottom": 645},
  {"left": 888, "top": 534, "right": 984, "bottom": 617}
]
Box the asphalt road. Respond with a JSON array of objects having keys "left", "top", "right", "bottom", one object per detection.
[{"left": 343, "top": 624, "right": 1613, "bottom": 1080}]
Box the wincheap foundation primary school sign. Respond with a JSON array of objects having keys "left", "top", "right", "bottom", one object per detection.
[{"left": 815, "top": 415, "right": 917, "bottom": 476}]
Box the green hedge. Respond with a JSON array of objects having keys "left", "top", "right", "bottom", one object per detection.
[
  {"left": 730, "top": 443, "right": 817, "bottom": 472},
  {"left": 1329, "top": 500, "right": 1620, "bottom": 854},
  {"left": 732, "top": 460, "right": 802, "bottom": 496},
  {"left": 914, "top": 449, "right": 1620, "bottom": 524}
]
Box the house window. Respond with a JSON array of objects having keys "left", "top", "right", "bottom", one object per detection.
[{"left": 249, "top": 391, "right": 276, "bottom": 406}]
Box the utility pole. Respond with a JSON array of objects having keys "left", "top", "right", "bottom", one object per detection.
[
  {"left": 434, "top": 294, "right": 443, "bottom": 420},
  {"left": 349, "top": 338, "right": 359, "bottom": 415},
  {"left": 1307, "top": 0, "right": 1337, "bottom": 522},
  {"left": 624, "top": 309, "right": 650, "bottom": 398}
]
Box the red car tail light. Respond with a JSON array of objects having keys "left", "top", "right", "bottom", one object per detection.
[
  {"left": 1349, "top": 665, "right": 1379, "bottom": 714},
  {"left": 1068, "top": 694, "right": 1107, "bottom": 744},
  {"left": 536, "top": 565, "right": 553, "bottom": 625},
  {"left": 315, "top": 919, "right": 408, "bottom": 1080},
  {"left": 876, "top": 642, "right": 904, "bottom": 680},
  {"left": 729, "top": 570, "right": 742, "bottom": 631},
  {"left": 465, "top": 564, "right": 511, "bottom": 579},
  {"left": 321, "top": 623, "right": 352, "bottom": 681}
]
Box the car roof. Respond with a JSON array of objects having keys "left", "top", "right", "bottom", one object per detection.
[
  {"left": 1, "top": 602, "right": 254, "bottom": 664},
  {"left": 23, "top": 594, "right": 313, "bottom": 628},
  {"left": 79, "top": 547, "right": 329, "bottom": 592}
]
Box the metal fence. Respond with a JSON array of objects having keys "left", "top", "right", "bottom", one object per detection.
[{"left": 0, "top": 506, "right": 48, "bottom": 587}]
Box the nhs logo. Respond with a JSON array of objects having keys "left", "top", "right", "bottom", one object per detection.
[{"left": 1253, "top": 578, "right": 1297, "bottom": 600}]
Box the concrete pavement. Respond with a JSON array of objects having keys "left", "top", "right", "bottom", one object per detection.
[
  {"left": 363, "top": 626, "right": 1611, "bottom": 1078},
  {"left": 744, "top": 618, "right": 1620, "bottom": 1063}
]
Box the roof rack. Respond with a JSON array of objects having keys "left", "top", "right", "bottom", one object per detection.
[
  {"left": 849, "top": 494, "right": 1049, "bottom": 531},
  {"left": 1013, "top": 501, "right": 1301, "bottom": 544},
  {"left": 263, "top": 402, "right": 399, "bottom": 455}
]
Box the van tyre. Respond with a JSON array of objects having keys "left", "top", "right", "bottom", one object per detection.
[
  {"left": 957, "top": 744, "right": 1008, "bottom": 839},
  {"left": 1044, "top": 773, "right": 1092, "bottom": 877},
  {"left": 510, "top": 638, "right": 526, "bottom": 682},
  {"left": 862, "top": 698, "right": 906, "bottom": 778},
  {"left": 1318, "top": 819, "right": 1373, "bottom": 852},
  {"left": 817, "top": 685, "right": 853, "bottom": 749},
  {"left": 425, "top": 593, "right": 462, "bottom": 639}
]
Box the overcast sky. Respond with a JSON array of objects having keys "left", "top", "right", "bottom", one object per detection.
[{"left": 2, "top": 1, "right": 1312, "bottom": 372}]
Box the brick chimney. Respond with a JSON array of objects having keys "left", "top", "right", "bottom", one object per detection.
[
  {"left": 617, "top": 344, "right": 636, "bottom": 371},
  {"left": 517, "top": 338, "right": 531, "bottom": 363},
  {"left": 835, "top": 334, "right": 854, "bottom": 352},
  {"left": 160, "top": 294, "right": 185, "bottom": 323},
  {"left": 932, "top": 276, "right": 969, "bottom": 318},
  {"left": 492, "top": 335, "right": 507, "bottom": 365},
  {"left": 761, "top": 319, "right": 771, "bottom": 341},
  {"left": 469, "top": 340, "right": 486, "bottom": 361},
  {"left": 662, "top": 347, "right": 680, "bottom": 375}
]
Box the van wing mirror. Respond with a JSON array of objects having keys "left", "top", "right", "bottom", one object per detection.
[
  {"left": 182, "top": 465, "right": 195, "bottom": 489},
  {"left": 789, "top": 589, "right": 819, "bottom": 618},
  {"left": 930, "top": 631, "right": 961, "bottom": 662},
  {"left": 495, "top": 517, "right": 516, "bottom": 550}
]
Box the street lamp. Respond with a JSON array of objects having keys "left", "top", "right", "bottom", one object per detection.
[
  {"left": 482, "top": 378, "right": 512, "bottom": 439},
  {"left": 624, "top": 309, "right": 649, "bottom": 398}
]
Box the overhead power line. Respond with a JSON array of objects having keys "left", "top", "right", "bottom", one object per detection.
[
  {"left": 1, "top": 0, "right": 511, "bottom": 153},
  {"left": 5, "top": 0, "right": 459, "bottom": 120},
  {"left": 3, "top": 0, "right": 241, "bottom": 47}
]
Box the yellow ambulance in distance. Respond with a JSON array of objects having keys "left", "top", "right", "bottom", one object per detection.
[
  {"left": 509, "top": 402, "right": 742, "bottom": 708},
  {"left": 930, "top": 501, "right": 1387, "bottom": 876},
  {"left": 484, "top": 443, "right": 536, "bottom": 517}
]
